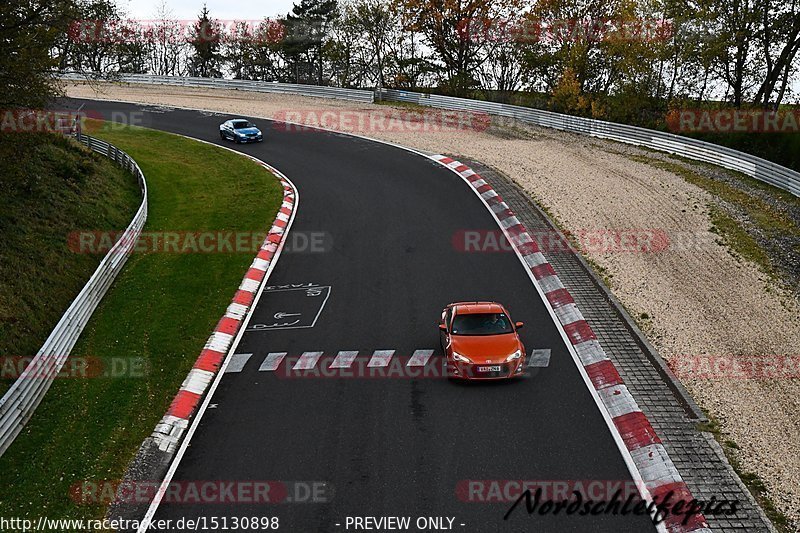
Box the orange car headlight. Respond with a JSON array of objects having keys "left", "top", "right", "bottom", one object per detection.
[{"left": 452, "top": 352, "right": 472, "bottom": 364}]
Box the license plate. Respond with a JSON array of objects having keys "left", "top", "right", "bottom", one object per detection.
[{"left": 477, "top": 365, "right": 502, "bottom": 372}]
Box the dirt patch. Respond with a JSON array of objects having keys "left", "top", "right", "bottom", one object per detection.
[{"left": 65, "top": 81, "right": 800, "bottom": 526}]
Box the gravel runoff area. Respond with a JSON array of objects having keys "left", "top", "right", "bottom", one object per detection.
[{"left": 66, "top": 81, "right": 800, "bottom": 527}]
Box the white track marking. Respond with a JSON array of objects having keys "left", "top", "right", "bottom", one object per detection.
[
  {"left": 136, "top": 149, "right": 298, "bottom": 533},
  {"left": 244, "top": 286, "right": 332, "bottom": 331},
  {"left": 407, "top": 349, "right": 434, "bottom": 367},
  {"left": 224, "top": 302, "right": 249, "bottom": 320},
  {"left": 307, "top": 288, "right": 331, "bottom": 328},
  {"left": 205, "top": 332, "right": 234, "bottom": 353},
  {"left": 293, "top": 351, "right": 323, "bottom": 370},
  {"left": 367, "top": 350, "right": 394, "bottom": 368},
  {"left": 433, "top": 155, "right": 668, "bottom": 533},
  {"left": 120, "top": 106, "right": 665, "bottom": 533},
  {"left": 239, "top": 278, "right": 260, "bottom": 293},
  {"left": 224, "top": 353, "right": 253, "bottom": 373},
  {"left": 251, "top": 258, "right": 270, "bottom": 271},
  {"left": 527, "top": 349, "right": 552, "bottom": 368},
  {"left": 259, "top": 352, "right": 287, "bottom": 371},
  {"left": 181, "top": 369, "right": 215, "bottom": 395},
  {"left": 330, "top": 351, "right": 358, "bottom": 369}
]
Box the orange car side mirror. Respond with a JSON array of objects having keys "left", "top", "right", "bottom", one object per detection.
[{"left": 515, "top": 321, "right": 524, "bottom": 329}]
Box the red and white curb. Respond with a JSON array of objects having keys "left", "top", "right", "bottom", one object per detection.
[
  {"left": 430, "top": 155, "right": 709, "bottom": 533},
  {"left": 151, "top": 162, "right": 296, "bottom": 455}
]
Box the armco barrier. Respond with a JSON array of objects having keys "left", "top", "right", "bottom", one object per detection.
[
  {"left": 61, "top": 73, "right": 798, "bottom": 197},
  {"left": 0, "top": 133, "right": 147, "bottom": 457},
  {"left": 60, "top": 72, "right": 375, "bottom": 104},
  {"left": 380, "top": 89, "right": 800, "bottom": 197}
]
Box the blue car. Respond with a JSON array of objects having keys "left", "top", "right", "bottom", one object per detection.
[{"left": 219, "top": 119, "right": 263, "bottom": 143}]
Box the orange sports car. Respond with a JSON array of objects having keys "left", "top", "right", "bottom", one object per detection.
[{"left": 439, "top": 302, "right": 526, "bottom": 380}]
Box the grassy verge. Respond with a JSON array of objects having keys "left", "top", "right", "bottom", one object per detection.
[
  {"left": 0, "top": 122, "right": 283, "bottom": 520},
  {"left": 707, "top": 206, "right": 772, "bottom": 270},
  {"left": 0, "top": 133, "right": 141, "bottom": 398},
  {"left": 697, "top": 418, "right": 794, "bottom": 532},
  {"left": 626, "top": 153, "right": 800, "bottom": 282}
]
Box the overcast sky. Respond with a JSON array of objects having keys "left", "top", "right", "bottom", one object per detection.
[{"left": 119, "top": 0, "right": 296, "bottom": 20}]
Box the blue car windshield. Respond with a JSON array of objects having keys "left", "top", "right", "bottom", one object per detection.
[
  {"left": 233, "top": 121, "right": 254, "bottom": 129},
  {"left": 451, "top": 313, "right": 513, "bottom": 335}
]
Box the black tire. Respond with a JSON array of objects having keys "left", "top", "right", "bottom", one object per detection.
[{"left": 220, "top": 131, "right": 225, "bottom": 140}]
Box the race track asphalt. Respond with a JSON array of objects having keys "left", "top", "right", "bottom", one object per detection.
[{"left": 62, "top": 98, "right": 656, "bottom": 533}]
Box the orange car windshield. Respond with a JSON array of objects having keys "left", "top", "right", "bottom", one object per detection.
[{"left": 451, "top": 313, "right": 513, "bottom": 336}]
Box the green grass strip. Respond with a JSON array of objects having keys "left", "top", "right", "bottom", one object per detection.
[
  {"left": 0, "top": 123, "right": 283, "bottom": 520},
  {"left": 0, "top": 133, "right": 142, "bottom": 398},
  {"left": 627, "top": 154, "right": 800, "bottom": 280}
]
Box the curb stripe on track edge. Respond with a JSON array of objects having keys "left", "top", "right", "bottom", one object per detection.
[{"left": 431, "top": 154, "right": 709, "bottom": 533}]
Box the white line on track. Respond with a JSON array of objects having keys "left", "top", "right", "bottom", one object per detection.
[
  {"left": 259, "top": 352, "right": 287, "bottom": 371},
  {"left": 330, "top": 351, "right": 359, "bottom": 369},
  {"left": 293, "top": 351, "right": 324, "bottom": 370},
  {"left": 407, "top": 349, "right": 434, "bottom": 367},
  {"left": 367, "top": 350, "right": 394, "bottom": 368},
  {"left": 224, "top": 353, "right": 252, "bottom": 373},
  {"left": 118, "top": 103, "right": 663, "bottom": 533},
  {"left": 136, "top": 146, "right": 298, "bottom": 533}
]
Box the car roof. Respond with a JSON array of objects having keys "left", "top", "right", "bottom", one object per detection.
[{"left": 451, "top": 302, "right": 504, "bottom": 314}]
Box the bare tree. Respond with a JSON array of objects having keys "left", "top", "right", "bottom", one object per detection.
[
  {"left": 349, "top": 0, "right": 395, "bottom": 88},
  {"left": 147, "top": 0, "right": 188, "bottom": 76},
  {"left": 479, "top": 32, "right": 527, "bottom": 93},
  {"left": 753, "top": 0, "right": 800, "bottom": 107},
  {"left": 394, "top": 0, "right": 522, "bottom": 95}
]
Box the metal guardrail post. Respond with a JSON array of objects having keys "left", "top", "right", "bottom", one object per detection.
[
  {"left": 59, "top": 72, "right": 375, "bottom": 104},
  {"left": 376, "top": 88, "right": 800, "bottom": 198},
  {"left": 57, "top": 74, "right": 799, "bottom": 196},
  {"left": 0, "top": 134, "right": 148, "bottom": 457}
]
